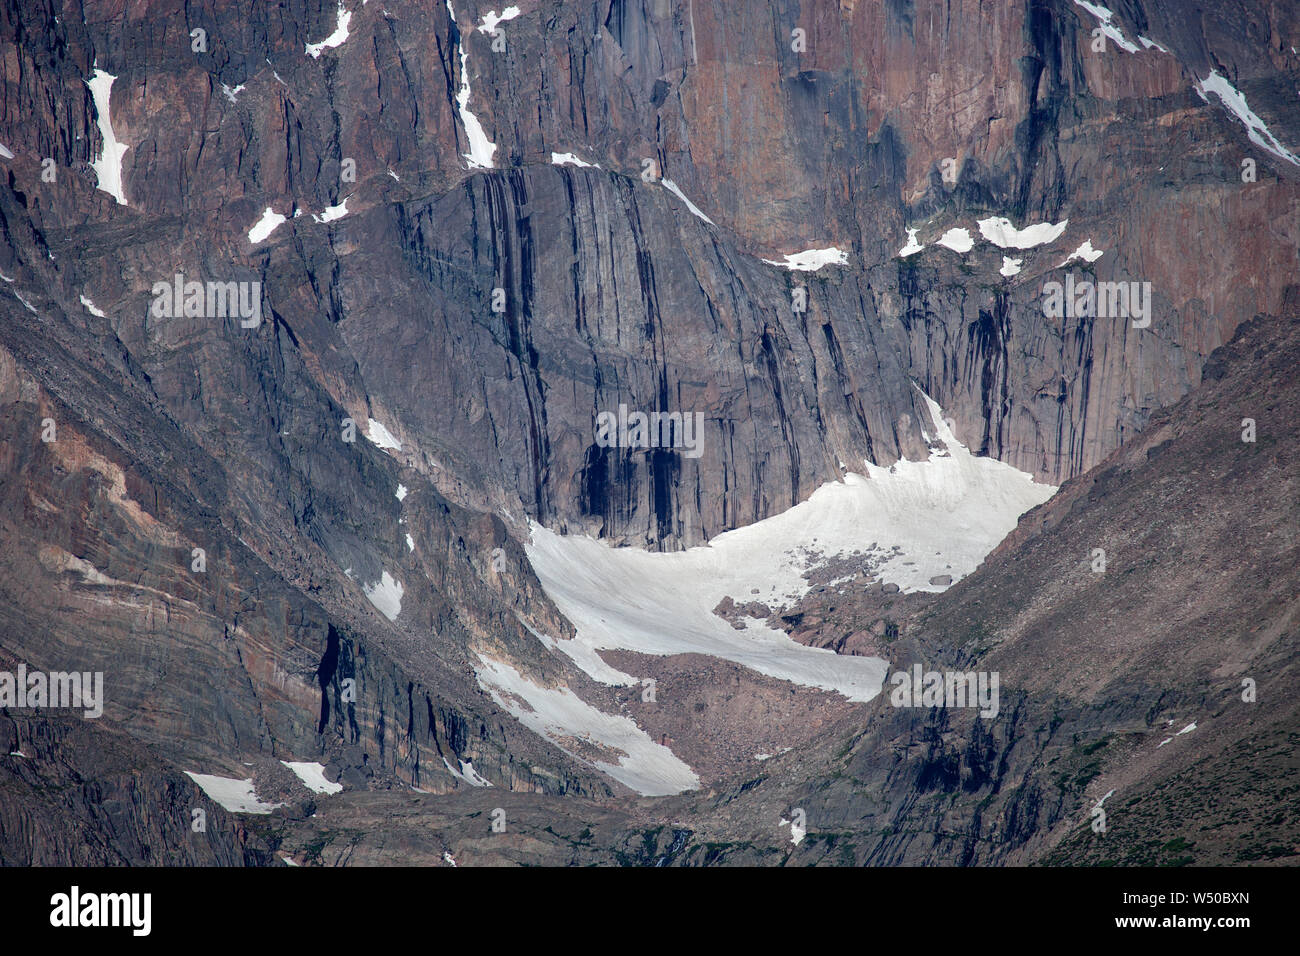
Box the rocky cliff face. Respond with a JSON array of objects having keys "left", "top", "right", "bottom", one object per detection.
[
  {"left": 627, "top": 307, "right": 1299, "bottom": 866},
  {"left": 0, "top": 708, "right": 261, "bottom": 865},
  {"left": 268, "top": 306, "right": 1297, "bottom": 868},
  {"left": 4, "top": 0, "right": 1296, "bottom": 546},
  {"left": 0, "top": 0, "right": 1296, "bottom": 864},
  {"left": 0, "top": 310, "right": 616, "bottom": 838}
]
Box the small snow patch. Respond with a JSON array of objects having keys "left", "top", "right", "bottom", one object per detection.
[
  {"left": 1000, "top": 256, "right": 1023, "bottom": 277},
  {"left": 936, "top": 227, "right": 974, "bottom": 253},
  {"left": 220, "top": 83, "right": 245, "bottom": 104},
  {"left": 281, "top": 760, "right": 343, "bottom": 794},
  {"left": 977, "top": 216, "right": 1068, "bottom": 249},
  {"left": 363, "top": 570, "right": 403, "bottom": 621},
  {"left": 477, "top": 6, "right": 521, "bottom": 34},
  {"left": 551, "top": 151, "right": 600, "bottom": 169},
  {"left": 441, "top": 756, "right": 492, "bottom": 787},
  {"left": 1062, "top": 240, "right": 1104, "bottom": 264},
  {"left": 406, "top": 533, "right": 415, "bottom": 552},
  {"left": 248, "top": 207, "right": 287, "bottom": 244},
  {"left": 763, "top": 247, "right": 849, "bottom": 272},
  {"left": 312, "top": 199, "right": 349, "bottom": 223},
  {"left": 80, "top": 295, "right": 106, "bottom": 317},
  {"left": 898, "top": 228, "right": 924, "bottom": 257},
  {"left": 0, "top": 143, "right": 14, "bottom": 160},
  {"left": 366, "top": 417, "right": 402, "bottom": 450},
  {"left": 395, "top": 483, "right": 408, "bottom": 501},
  {"left": 185, "top": 771, "right": 285, "bottom": 814}
]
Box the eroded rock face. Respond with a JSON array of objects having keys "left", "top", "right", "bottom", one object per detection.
[
  {"left": 0, "top": 332, "right": 613, "bottom": 811},
  {"left": 628, "top": 309, "right": 1300, "bottom": 866},
  {"left": 0, "top": 0, "right": 1297, "bottom": 863},
  {"left": 0, "top": 712, "right": 253, "bottom": 865},
  {"left": 3, "top": 0, "right": 1296, "bottom": 548}
]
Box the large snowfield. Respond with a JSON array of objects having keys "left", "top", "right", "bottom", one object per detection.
[{"left": 504, "top": 389, "right": 1057, "bottom": 794}]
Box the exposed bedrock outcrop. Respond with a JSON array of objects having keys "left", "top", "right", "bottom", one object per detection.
[
  {"left": 2, "top": 0, "right": 1296, "bottom": 548},
  {"left": 0, "top": 0, "right": 1296, "bottom": 863}
]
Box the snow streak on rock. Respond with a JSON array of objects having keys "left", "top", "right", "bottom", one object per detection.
[
  {"left": 1073, "top": 1, "right": 1139, "bottom": 53},
  {"left": 660, "top": 178, "right": 715, "bottom": 224},
  {"left": 1195, "top": 72, "right": 1300, "bottom": 166},
  {"left": 87, "top": 68, "right": 129, "bottom": 205},
  {"left": 448, "top": 2, "right": 497, "bottom": 168},
  {"left": 306, "top": 2, "right": 352, "bottom": 58},
  {"left": 473, "top": 654, "right": 700, "bottom": 795},
  {"left": 551, "top": 151, "right": 600, "bottom": 169}
]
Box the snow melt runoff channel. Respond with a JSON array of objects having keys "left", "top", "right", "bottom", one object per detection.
[{"left": 486, "top": 389, "right": 1057, "bottom": 795}]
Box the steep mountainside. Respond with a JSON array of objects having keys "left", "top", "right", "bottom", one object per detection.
[
  {"left": 620, "top": 307, "right": 1299, "bottom": 866},
  {"left": 0, "top": 0, "right": 1296, "bottom": 864},
  {"left": 264, "top": 304, "right": 1299, "bottom": 867}
]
